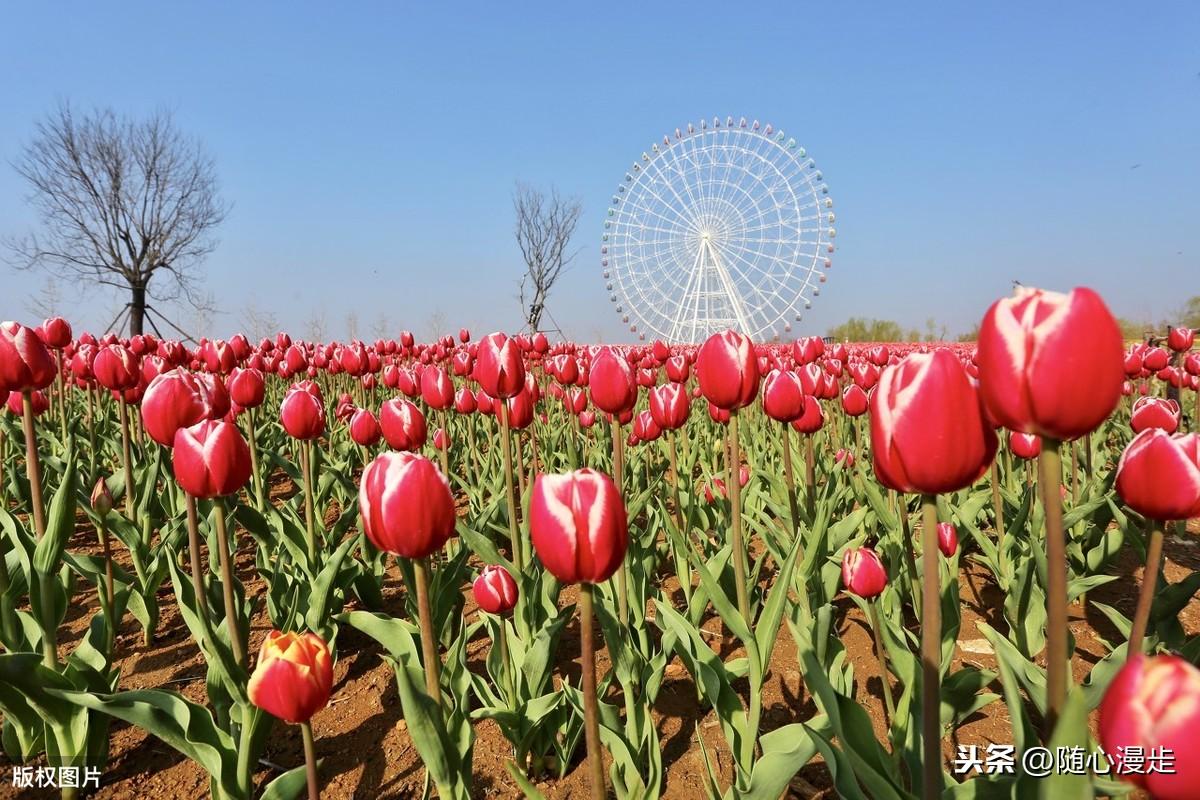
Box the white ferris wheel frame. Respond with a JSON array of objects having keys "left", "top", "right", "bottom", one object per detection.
[{"left": 601, "top": 116, "right": 836, "bottom": 343}]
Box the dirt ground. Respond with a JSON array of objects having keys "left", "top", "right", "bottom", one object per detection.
[{"left": 2, "top": 479, "right": 1196, "bottom": 799}]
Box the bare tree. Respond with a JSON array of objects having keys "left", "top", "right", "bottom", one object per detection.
[
  {"left": 424, "top": 308, "right": 448, "bottom": 342},
  {"left": 241, "top": 302, "right": 280, "bottom": 342},
  {"left": 24, "top": 277, "right": 63, "bottom": 319},
  {"left": 513, "top": 183, "right": 582, "bottom": 333},
  {"left": 7, "top": 103, "right": 228, "bottom": 337}
]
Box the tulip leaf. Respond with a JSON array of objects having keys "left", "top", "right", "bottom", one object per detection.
[
  {"left": 1038, "top": 688, "right": 1093, "bottom": 799},
  {"left": 261, "top": 759, "right": 322, "bottom": 800},
  {"left": 33, "top": 444, "right": 77, "bottom": 576}
]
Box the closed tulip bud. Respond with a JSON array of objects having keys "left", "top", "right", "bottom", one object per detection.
[
  {"left": 1008, "top": 431, "right": 1043, "bottom": 460},
  {"left": 697, "top": 330, "right": 759, "bottom": 410},
  {"left": 172, "top": 420, "right": 252, "bottom": 499},
  {"left": 473, "top": 565, "right": 518, "bottom": 615},
  {"left": 665, "top": 355, "right": 690, "bottom": 383},
  {"left": 589, "top": 347, "right": 637, "bottom": 414},
  {"left": 1115, "top": 430, "right": 1200, "bottom": 521},
  {"left": 841, "top": 384, "right": 869, "bottom": 417},
  {"left": 433, "top": 427, "right": 449, "bottom": 450},
  {"left": 1131, "top": 397, "right": 1181, "bottom": 434},
  {"left": 474, "top": 332, "right": 525, "bottom": 399},
  {"left": 380, "top": 398, "right": 428, "bottom": 451},
  {"left": 578, "top": 410, "right": 596, "bottom": 428},
  {"left": 459, "top": 328, "right": 471, "bottom": 343},
  {"left": 1143, "top": 347, "right": 1170, "bottom": 372},
  {"left": 841, "top": 547, "right": 887, "bottom": 599},
  {"left": 453, "top": 387, "right": 477, "bottom": 414},
  {"left": 142, "top": 368, "right": 213, "bottom": 447},
  {"left": 870, "top": 350, "right": 997, "bottom": 494},
  {"left": 835, "top": 449, "right": 855, "bottom": 469},
  {"left": 40, "top": 317, "right": 72, "bottom": 349},
  {"left": 793, "top": 336, "right": 824, "bottom": 365},
  {"left": 1186, "top": 353, "right": 1200, "bottom": 377},
  {"left": 703, "top": 477, "right": 728, "bottom": 504},
  {"left": 359, "top": 452, "right": 456, "bottom": 558},
  {"left": 530, "top": 469, "right": 628, "bottom": 585},
  {"left": 707, "top": 402, "right": 730, "bottom": 425},
  {"left": 420, "top": 366, "right": 454, "bottom": 409},
  {"left": 761, "top": 369, "right": 805, "bottom": 422},
  {"left": 632, "top": 410, "right": 661, "bottom": 443},
  {"left": 280, "top": 384, "right": 326, "bottom": 440},
  {"left": 977, "top": 286, "right": 1123, "bottom": 440},
  {"left": 93, "top": 344, "right": 140, "bottom": 392},
  {"left": 1168, "top": 326, "right": 1196, "bottom": 353},
  {"left": 91, "top": 478, "right": 114, "bottom": 516},
  {"left": 791, "top": 396, "right": 824, "bottom": 434},
  {"left": 1099, "top": 654, "right": 1200, "bottom": 799},
  {"left": 0, "top": 321, "right": 58, "bottom": 392},
  {"left": 936, "top": 522, "right": 958, "bottom": 557},
  {"left": 648, "top": 382, "right": 689, "bottom": 430},
  {"left": 349, "top": 408, "right": 382, "bottom": 446},
  {"left": 248, "top": 631, "right": 333, "bottom": 724},
  {"left": 228, "top": 367, "right": 266, "bottom": 408}
]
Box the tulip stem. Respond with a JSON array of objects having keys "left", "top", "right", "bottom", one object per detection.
[
  {"left": 498, "top": 402, "right": 524, "bottom": 574},
  {"left": 578, "top": 583, "right": 607, "bottom": 800},
  {"left": 667, "top": 432, "right": 691, "bottom": 606},
  {"left": 1038, "top": 438, "right": 1069, "bottom": 732},
  {"left": 185, "top": 494, "right": 216, "bottom": 641},
  {"left": 780, "top": 422, "right": 808, "bottom": 613},
  {"left": 246, "top": 407, "right": 264, "bottom": 510},
  {"left": 301, "top": 440, "right": 319, "bottom": 567},
  {"left": 868, "top": 600, "right": 896, "bottom": 729},
  {"left": 118, "top": 398, "right": 135, "bottom": 522},
  {"left": 23, "top": 392, "right": 58, "bottom": 669},
  {"left": 300, "top": 721, "right": 320, "bottom": 800},
  {"left": 609, "top": 418, "right": 630, "bottom": 627},
  {"left": 1127, "top": 519, "right": 1166, "bottom": 660},
  {"left": 413, "top": 558, "right": 441, "bottom": 706},
  {"left": 803, "top": 433, "right": 815, "bottom": 519},
  {"left": 437, "top": 409, "right": 451, "bottom": 479},
  {"left": 96, "top": 512, "right": 116, "bottom": 651},
  {"left": 919, "top": 494, "right": 941, "bottom": 799},
  {"left": 898, "top": 495, "right": 921, "bottom": 621},
  {"left": 728, "top": 412, "right": 751, "bottom": 626},
  {"left": 213, "top": 501, "right": 246, "bottom": 668}
]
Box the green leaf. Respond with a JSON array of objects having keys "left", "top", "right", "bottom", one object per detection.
[
  {"left": 260, "top": 760, "right": 320, "bottom": 800},
  {"left": 1038, "top": 688, "right": 1092, "bottom": 799},
  {"left": 33, "top": 445, "right": 77, "bottom": 576}
]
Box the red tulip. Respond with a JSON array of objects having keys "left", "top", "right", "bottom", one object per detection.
[
  {"left": 40, "top": 317, "right": 72, "bottom": 349},
  {"left": 841, "top": 384, "right": 868, "bottom": 417},
  {"left": 707, "top": 402, "right": 730, "bottom": 425},
  {"left": 649, "top": 382, "right": 689, "bottom": 430},
  {"left": 1143, "top": 347, "right": 1170, "bottom": 372},
  {"left": 142, "top": 368, "right": 213, "bottom": 446},
  {"left": 474, "top": 332, "right": 525, "bottom": 399},
  {"left": 1008, "top": 431, "right": 1042, "bottom": 460},
  {"left": 1131, "top": 397, "right": 1181, "bottom": 434},
  {"left": 841, "top": 547, "right": 887, "bottom": 598},
  {"left": 1168, "top": 326, "right": 1196, "bottom": 353},
  {"left": 1099, "top": 654, "right": 1200, "bottom": 799},
  {"left": 835, "top": 449, "right": 855, "bottom": 469},
  {"left": 248, "top": 631, "right": 333, "bottom": 724},
  {"left": 420, "top": 366, "right": 454, "bottom": 410},
  {"left": 791, "top": 396, "right": 824, "bottom": 434},
  {"left": 172, "top": 420, "right": 252, "bottom": 499},
  {"left": 380, "top": 398, "right": 428, "bottom": 451},
  {"left": 696, "top": 330, "right": 759, "bottom": 411},
  {"left": 473, "top": 565, "right": 518, "bottom": 615},
  {"left": 870, "top": 350, "right": 996, "bottom": 494},
  {"left": 632, "top": 410, "right": 661, "bottom": 443},
  {"left": 7, "top": 389, "right": 49, "bottom": 416},
  {"left": 0, "top": 321, "right": 58, "bottom": 393},
  {"left": 349, "top": 408, "right": 382, "bottom": 446},
  {"left": 936, "top": 522, "right": 958, "bottom": 557},
  {"left": 578, "top": 410, "right": 596, "bottom": 428},
  {"left": 93, "top": 344, "right": 140, "bottom": 392},
  {"left": 665, "top": 355, "right": 690, "bottom": 383},
  {"left": 529, "top": 469, "right": 628, "bottom": 585},
  {"left": 1186, "top": 352, "right": 1200, "bottom": 377},
  {"left": 358, "top": 451, "right": 456, "bottom": 558},
  {"left": 761, "top": 369, "right": 806, "bottom": 422},
  {"left": 793, "top": 336, "right": 825, "bottom": 365},
  {"left": 589, "top": 347, "right": 637, "bottom": 415},
  {"left": 280, "top": 383, "right": 326, "bottom": 440},
  {"left": 1115, "top": 430, "right": 1200, "bottom": 520},
  {"left": 977, "top": 286, "right": 1123, "bottom": 440},
  {"left": 433, "top": 427, "right": 449, "bottom": 450},
  {"left": 454, "top": 387, "right": 477, "bottom": 414},
  {"left": 228, "top": 367, "right": 266, "bottom": 409}
]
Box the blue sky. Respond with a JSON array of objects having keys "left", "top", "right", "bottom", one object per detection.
[{"left": 1, "top": 2, "right": 1197, "bottom": 342}]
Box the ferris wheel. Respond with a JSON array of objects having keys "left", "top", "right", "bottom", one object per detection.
[{"left": 601, "top": 116, "right": 836, "bottom": 343}]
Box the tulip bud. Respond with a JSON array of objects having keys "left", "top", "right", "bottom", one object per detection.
[
  {"left": 420, "top": 366, "right": 454, "bottom": 410},
  {"left": 349, "top": 408, "right": 382, "bottom": 446},
  {"left": 841, "top": 547, "right": 887, "bottom": 599},
  {"left": 761, "top": 369, "right": 806, "bottom": 422},
  {"left": 648, "top": 382, "right": 689, "bottom": 430},
  {"left": 1131, "top": 396, "right": 1181, "bottom": 434},
  {"left": 835, "top": 449, "right": 855, "bottom": 469},
  {"left": 281, "top": 383, "right": 326, "bottom": 440},
  {"left": 841, "top": 384, "right": 869, "bottom": 417},
  {"left": 530, "top": 469, "right": 628, "bottom": 585},
  {"left": 870, "top": 350, "right": 996, "bottom": 494},
  {"left": 474, "top": 332, "right": 525, "bottom": 399},
  {"left": 228, "top": 367, "right": 266, "bottom": 409},
  {"left": 696, "top": 330, "right": 759, "bottom": 411},
  {"left": 93, "top": 343, "right": 140, "bottom": 392},
  {"left": 1115, "top": 430, "right": 1200, "bottom": 521},
  {"left": 977, "top": 286, "right": 1123, "bottom": 441},
  {"left": 433, "top": 427, "right": 449, "bottom": 451},
  {"left": 142, "top": 368, "right": 213, "bottom": 447},
  {"left": 1099, "top": 654, "right": 1200, "bottom": 799},
  {"left": 791, "top": 396, "right": 824, "bottom": 434},
  {"left": 936, "top": 522, "right": 958, "bottom": 557},
  {"left": 91, "top": 478, "right": 114, "bottom": 516},
  {"left": 359, "top": 452, "right": 456, "bottom": 558},
  {"left": 589, "top": 347, "right": 637, "bottom": 415},
  {"left": 0, "top": 321, "right": 58, "bottom": 392},
  {"left": 1008, "top": 431, "right": 1042, "bottom": 460},
  {"left": 172, "top": 420, "right": 252, "bottom": 499},
  {"left": 40, "top": 317, "right": 73, "bottom": 350},
  {"left": 473, "top": 565, "right": 518, "bottom": 615},
  {"left": 248, "top": 631, "right": 333, "bottom": 724},
  {"left": 1167, "top": 326, "right": 1195, "bottom": 353}
]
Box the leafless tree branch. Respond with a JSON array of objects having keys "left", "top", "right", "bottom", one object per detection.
[{"left": 513, "top": 182, "right": 581, "bottom": 333}]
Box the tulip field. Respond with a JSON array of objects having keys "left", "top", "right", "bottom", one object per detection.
[{"left": 1, "top": 288, "right": 1200, "bottom": 799}]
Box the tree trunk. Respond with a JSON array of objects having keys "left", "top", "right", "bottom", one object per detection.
[{"left": 129, "top": 284, "right": 146, "bottom": 336}]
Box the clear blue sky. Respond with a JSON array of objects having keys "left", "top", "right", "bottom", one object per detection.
[{"left": 1, "top": 2, "right": 1197, "bottom": 342}]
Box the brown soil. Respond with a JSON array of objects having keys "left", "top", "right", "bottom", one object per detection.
[{"left": 3, "top": 478, "right": 1197, "bottom": 800}]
